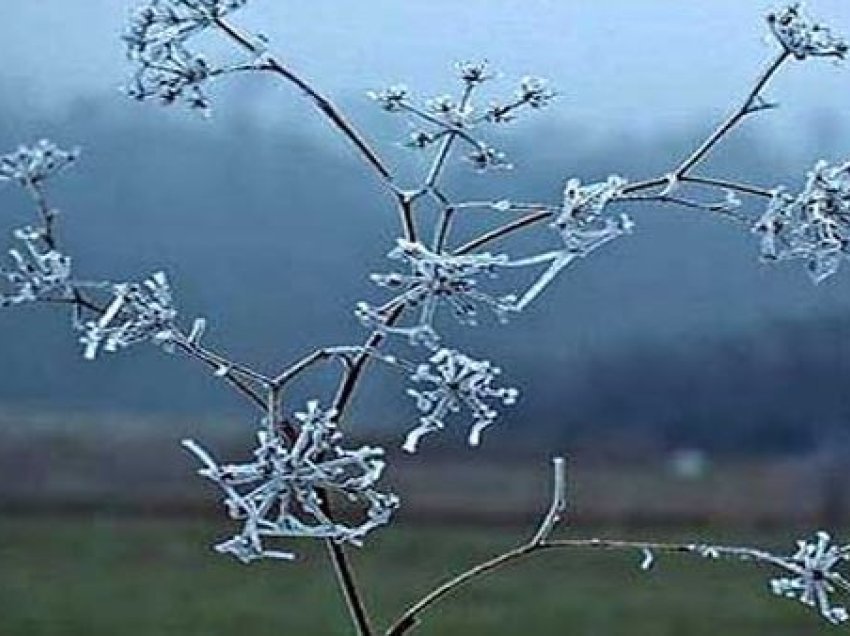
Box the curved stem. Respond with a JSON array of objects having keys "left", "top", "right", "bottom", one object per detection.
[
  {"left": 386, "top": 457, "right": 567, "bottom": 635},
  {"left": 214, "top": 18, "right": 393, "bottom": 188},
  {"left": 386, "top": 536, "right": 797, "bottom": 636},
  {"left": 455, "top": 209, "right": 551, "bottom": 255}
]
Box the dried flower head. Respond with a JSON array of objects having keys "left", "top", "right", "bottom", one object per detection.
[
  {"left": 518, "top": 76, "right": 557, "bottom": 109},
  {"left": 363, "top": 239, "right": 518, "bottom": 344},
  {"left": 367, "top": 85, "right": 409, "bottom": 112},
  {"left": 77, "top": 271, "right": 180, "bottom": 360},
  {"left": 0, "top": 227, "right": 72, "bottom": 306},
  {"left": 182, "top": 400, "right": 398, "bottom": 563},
  {"left": 404, "top": 348, "right": 518, "bottom": 452},
  {"left": 456, "top": 60, "right": 494, "bottom": 86},
  {"left": 753, "top": 160, "right": 850, "bottom": 283},
  {"left": 770, "top": 531, "right": 850, "bottom": 624},
  {"left": 0, "top": 140, "right": 79, "bottom": 186},
  {"left": 767, "top": 4, "right": 848, "bottom": 60}
]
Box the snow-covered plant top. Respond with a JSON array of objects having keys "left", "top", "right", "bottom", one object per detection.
[{"left": 2, "top": 2, "right": 849, "bottom": 633}]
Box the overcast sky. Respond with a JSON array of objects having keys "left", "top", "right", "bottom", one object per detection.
[{"left": 1, "top": 1, "right": 848, "bottom": 136}]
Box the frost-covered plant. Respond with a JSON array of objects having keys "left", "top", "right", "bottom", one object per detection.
[
  {"left": 754, "top": 160, "right": 850, "bottom": 282},
  {"left": 182, "top": 400, "right": 397, "bottom": 563},
  {"left": 403, "top": 348, "right": 518, "bottom": 452},
  {"left": 3, "top": 2, "right": 850, "bottom": 634}
]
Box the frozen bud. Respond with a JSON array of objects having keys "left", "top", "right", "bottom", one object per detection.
[
  {"left": 467, "top": 145, "right": 511, "bottom": 172},
  {"left": 518, "top": 76, "right": 556, "bottom": 109},
  {"left": 456, "top": 60, "right": 493, "bottom": 85},
  {"left": 368, "top": 85, "right": 409, "bottom": 112},
  {"left": 365, "top": 239, "right": 518, "bottom": 343},
  {"left": 428, "top": 95, "right": 457, "bottom": 115},
  {"left": 0, "top": 140, "right": 79, "bottom": 186}
]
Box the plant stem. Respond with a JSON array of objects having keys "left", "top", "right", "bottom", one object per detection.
[
  {"left": 214, "top": 18, "right": 394, "bottom": 188},
  {"left": 674, "top": 50, "right": 790, "bottom": 177},
  {"left": 385, "top": 537, "right": 790, "bottom": 635}
]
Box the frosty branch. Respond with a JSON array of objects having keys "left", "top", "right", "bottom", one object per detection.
[{"left": 2, "top": 1, "right": 850, "bottom": 634}]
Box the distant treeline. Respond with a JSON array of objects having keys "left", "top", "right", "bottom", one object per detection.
[{"left": 0, "top": 93, "right": 849, "bottom": 456}]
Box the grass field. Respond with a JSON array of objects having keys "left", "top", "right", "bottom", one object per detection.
[{"left": 0, "top": 516, "right": 842, "bottom": 635}]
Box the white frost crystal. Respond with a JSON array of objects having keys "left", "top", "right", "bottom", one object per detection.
[
  {"left": 0, "top": 140, "right": 78, "bottom": 186},
  {"left": 370, "top": 62, "right": 554, "bottom": 171},
  {"left": 77, "top": 271, "right": 179, "bottom": 359},
  {"left": 510, "top": 176, "right": 633, "bottom": 311},
  {"left": 770, "top": 532, "right": 850, "bottom": 625},
  {"left": 360, "top": 239, "right": 518, "bottom": 345},
  {"left": 1, "top": 227, "right": 72, "bottom": 306},
  {"left": 182, "top": 400, "right": 398, "bottom": 563},
  {"left": 753, "top": 160, "right": 850, "bottom": 283},
  {"left": 767, "top": 4, "right": 847, "bottom": 60},
  {"left": 404, "top": 348, "right": 518, "bottom": 452},
  {"left": 124, "top": 0, "right": 253, "bottom": 111}
]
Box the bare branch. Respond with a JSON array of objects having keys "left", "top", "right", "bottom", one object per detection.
[{"left": 674, "top": 51, "right": 791, "bottom": 178}]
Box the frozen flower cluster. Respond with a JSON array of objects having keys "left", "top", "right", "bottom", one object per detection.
[
  {"left": 77, "top": 272, "right": 180, "bottom": 360},
  {"left": 404, "top": 348, "right": 518, "bottom": 452},
  {"left": 124, "top": 0, "right": 254, "bottom": 111},
  {"left": 767, "top": 4, "right": 847, "bottom": 60},
  {"left": 0, "top": 227, "right": 72, "bottom": 306},
  {"left": 770, "top": 532, "right": 850, "bottom": 624},
  {"left": 369, "top": 61, "right": 553, "bottom": 172},
  {"left": 508, "top": 176, "right": 633, "bottom": 311},
  {"left": 0, "top": 140, "right": 78, "bottom": 187},
  {"left": 753, "top": 160, "right": 850, "bottom": 283},
  {"left": 554, "top": 176, "right": 633, "bottom": 254},
  {"left": 182, "top": 401, "right": 397, "bottom": 563},
  {"left": 358, "top": 240, "right": 518, "bottom": 347}
]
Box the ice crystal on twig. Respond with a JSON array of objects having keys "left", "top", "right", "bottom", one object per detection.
[
  {"left": 360, "top": 240, "right": 518, "bottom": 345},
  {"left": 770, "top": 532, "right": 850, "bottom": 625},
  {"left": 77, "top": 271, "right": 179, "bottom": 360},
  {"left": 369, "top": 63, "right": 554, "bottom": 172},
  {"left": 467, "top": 145, "right": 512, "bottom": 172},
  {"left": 510, "top": 176, "right": 633, "bottom": 311},
  {"left": 404, "top": 348, "right": 518, "bottom": 452},
  {"left": 0, "top": 227, "right": 72, "bottom": 306},
  {"left": 368, "top": 85, "right": 410, "bottom": 112},
  {"left": 456, "top": 61, "right": 494, "bottom": 86},
  {"left": 182, "top": 400, "right": 398, "bottom": 563},
  {"left": 124, "top": 0, "right": 256, "bottom": 111},
  {"left": 753, "top": 160, "right": 850, "bottom": 283},
  {"left": 0, "top": 140, "right": 78, "bottom": 186},
  {"left": 767, "top": 4, "right": 847, "bottom": 61}
]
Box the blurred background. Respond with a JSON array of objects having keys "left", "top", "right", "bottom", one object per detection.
[{"left": 1, "top": 1, "right": 850, "bottom": 634}]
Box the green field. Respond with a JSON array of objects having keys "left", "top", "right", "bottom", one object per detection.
[{"left": 0, "top": 516, "right": 841, "bottom": 635}]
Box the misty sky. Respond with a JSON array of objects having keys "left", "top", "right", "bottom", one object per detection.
[{"left": 1, "top": 1, "right": 848, "bottom": 136}]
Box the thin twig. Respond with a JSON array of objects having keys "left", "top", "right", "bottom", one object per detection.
[
  {"left": 384, "top": 454, "right": 796, "bottom": 636},
  {"left": 674, "top": 50, "right": 791, "bottom": 177},
  {"left": 387, "top": 457, "right": 568, "bottom": 635},
  {"left": 455, "top": 209, "right": 552, "bottom": 255}
]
